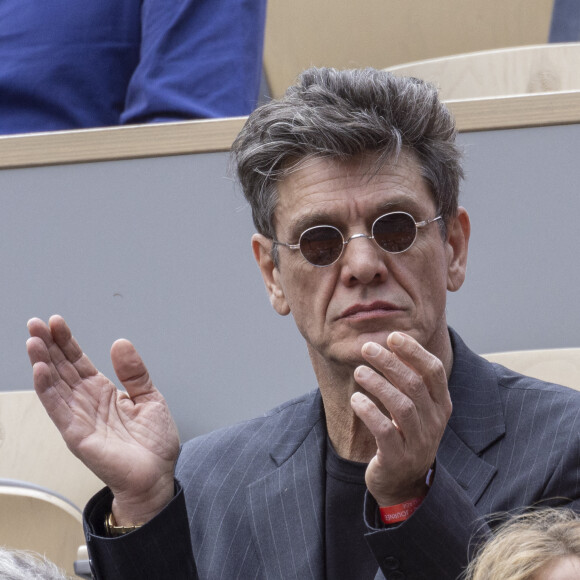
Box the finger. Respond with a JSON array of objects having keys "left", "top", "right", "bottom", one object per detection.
[
  {"left": 28, "top": 316, "right": 98, "bottom": 385},
  {"left": 385, "top": 332, "right": 450, "bottom": 408},
  {"left": 27, "top": 336, "right": 86, "bottom": 425},
  {"left": 353, "top": 365, "right": 419, "bottom": 437},
  {"left": 360, "top": 340, "right": 434, "bottom": 414},
  {"left": 26, "top": 335, "right": 82, "bottom": 407},
  {"left": 27, "top": 336, "right": 60, "bottom": 387},
  {"left": 48, "top": 315, "right": 99, "bottom": 379},
  {"left": 27, "top": 330, "right": 53, "bottom": 368},
  {"left": 111, "top": 339, "right": 161, "bottom": 404},
  {"left": 362, "top": 333, "right": 449, "bottom": 408},
  {"left": 351, "top": 389, "right": 400, "bottom": 440},
  {"left": 31, "top": 359, "right": 74, "bottom": 430},
  {"left": 27, "top": 317, "right": 56, "bottom": 356}
]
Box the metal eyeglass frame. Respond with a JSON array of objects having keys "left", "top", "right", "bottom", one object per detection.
[{"left": 273, "top": 211, "right": 442, "bottom": 267}]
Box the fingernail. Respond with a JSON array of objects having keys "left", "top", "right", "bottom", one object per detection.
[
  {"left": 355, "top": 366, "right": 372, "bottom": 380},
  {"left": 351, "top": 391, "right": 368, "bottom": 405},
  {"left": 363, "top": 342, "right": 380, "bottom": 357},
  {"left": 389, "top": 332, "right": 404, "bottom": 347}
]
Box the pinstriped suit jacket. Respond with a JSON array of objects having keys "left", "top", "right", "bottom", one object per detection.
[{"left": 84, "top": 330, "right": 580, "bottom": 579}]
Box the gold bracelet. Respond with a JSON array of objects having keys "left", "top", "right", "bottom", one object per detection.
[{"left": 104, "top": 512, "right": 144, "bottom": 536}]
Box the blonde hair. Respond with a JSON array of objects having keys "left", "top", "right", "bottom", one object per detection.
[{"left": 464, "top": 509, "right": 580, "bottom": 580}]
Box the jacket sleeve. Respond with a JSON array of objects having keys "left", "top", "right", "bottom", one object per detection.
[
  {"left": 364, "top": 442, "right": 580, "bottom": 580},
  {"left": 363, "top": 465, "right": 490, "bottom": 580},
  {"left": 84, "top": 483, "right": 198, "bottom": 580}
]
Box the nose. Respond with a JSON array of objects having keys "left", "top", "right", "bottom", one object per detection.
[{"left": 340, "top": 233, "right": 388, "bottom": 285}]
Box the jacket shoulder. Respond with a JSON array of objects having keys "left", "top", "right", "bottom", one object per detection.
[{"left": 176, "top": 389, "right": 320, "bottom": 482}]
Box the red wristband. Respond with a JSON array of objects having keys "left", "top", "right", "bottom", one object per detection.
[{"left": 379, "top": 497, "right": 423, "bottom": 524}]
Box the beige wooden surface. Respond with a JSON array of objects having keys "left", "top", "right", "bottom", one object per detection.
[
  {"left": 482, "top": 349, "right": 580, "bottom": 390},
  {"left": 0, "top": 390, "right": 104, "bottom": 510},
  {"left": 446, "top": 90, "right": 580, "bottom": 131},
  {"left": 0, "top": 485, "right": 84, "bottom": 577},
  {"left": 386, "top": 43, "right": 580, "bottom": 100},
  {"left": 264, "top": 0, "right": 554, "bottom": 98},
  {"left": 1, "top": 90, "right": 579, "bottom": 170},
  {"left": 0, "top": 116, "right": 246, "bottom": 170}
]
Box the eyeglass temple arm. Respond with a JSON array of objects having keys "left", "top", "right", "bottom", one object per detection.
[
  {"left": 273, "top": 240, "right": 301, "bottom": 250},
  {"left": 416, "top": 215, "right": 442, "bottom": 228}
]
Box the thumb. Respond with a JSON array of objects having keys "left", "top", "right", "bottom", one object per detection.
[{"left": 111, "top": 339, "right": 158, "bottom": 403}]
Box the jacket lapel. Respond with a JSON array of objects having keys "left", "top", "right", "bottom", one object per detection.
[
  {"left": 247, "top": 390, "right": 326, "bottom": 580},
  {"left": 440, "top": 330, "right": 506, "bottom": 504}
]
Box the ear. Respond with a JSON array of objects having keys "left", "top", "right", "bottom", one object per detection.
[
  {"left": 446, "top": 207, "right": 470, "bottom": 292},
  {"left": 252, "top": 234, "right": 291, "bottom": 316}
]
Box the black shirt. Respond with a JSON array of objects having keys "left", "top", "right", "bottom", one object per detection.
[{"left": 325, "top": 438, "right": 378, "bottom": 579}]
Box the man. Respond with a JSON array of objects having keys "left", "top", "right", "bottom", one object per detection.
[{"left": 26, "top": 68, "right": 580, "bottom": 579}]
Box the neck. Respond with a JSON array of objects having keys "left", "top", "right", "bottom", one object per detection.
[
  {"left": 325, "top": 394, "right": 377, "bottom": 463},
  {"left": 310, "top": 353, "right": 377, "bottom": 463}
]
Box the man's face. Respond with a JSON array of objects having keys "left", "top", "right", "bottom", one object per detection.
[{"left": 253, "top": 153, "right": 469, "bottom": 372}]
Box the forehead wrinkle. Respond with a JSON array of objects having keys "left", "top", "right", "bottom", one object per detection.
[
  {"left": 275, "top": 153, "right": 436, "bottom": 237},
  {"left": 288, "top": 177, "right": 431, "bottom": 227},
  {"left": 275, "top": 164, "right": 351, "bottom": 234}
]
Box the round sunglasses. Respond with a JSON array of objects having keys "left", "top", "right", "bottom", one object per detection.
[{"left": 274, "top": 211, "right": 442, "bottom": 267}]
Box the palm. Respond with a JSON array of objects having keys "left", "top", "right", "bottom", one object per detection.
[{"left": 64, "top": 372, "right": 178, "bottom": 494}]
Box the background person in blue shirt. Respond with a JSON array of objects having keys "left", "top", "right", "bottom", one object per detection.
[{"left": 0, "top": 0, "right": 266, "bottom": 134}]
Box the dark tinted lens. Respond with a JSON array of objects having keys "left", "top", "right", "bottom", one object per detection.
[
  {"left": 300, "top": 226, "right": 344, "bottom": 266},
  {"left": 373, "top": 212, "right": 417, "bottom": 253}
]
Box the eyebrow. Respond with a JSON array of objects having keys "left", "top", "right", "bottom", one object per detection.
[
  {"left": 375, "top": 198, "right": 425, "bottom": 215},
  {"left": 287, "top": 211, "right": 337, "bottom": 239}
]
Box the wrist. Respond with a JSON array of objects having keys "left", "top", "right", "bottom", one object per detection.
[
  {"left": 111, "top": 476, "right": 176, "bottom": 526},
  {"left": 375, "top": 465, "right": 435, "bottom": 524}
]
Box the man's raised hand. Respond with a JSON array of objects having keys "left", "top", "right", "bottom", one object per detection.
[
  {"left": 350, "top": 331, "right": 452, "bottom": 508},
  {"left": 26, "top": 315, "right": 180, "bottom": 525}
]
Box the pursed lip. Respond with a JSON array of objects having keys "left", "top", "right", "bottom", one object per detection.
[{"left": 339, "top": 301, "right": 402, "bottom": 320}]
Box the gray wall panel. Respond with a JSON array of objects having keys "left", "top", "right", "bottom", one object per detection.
[
  {"left": 1, "top": 153, "right": 315, "bottom": 441},
  {"left": 449, "top": 123, "right": 580, "bottom": 353}
]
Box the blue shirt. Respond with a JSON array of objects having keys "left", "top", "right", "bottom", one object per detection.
[{"left": 0, "top": 0, "right": 266, "bottom": 134}]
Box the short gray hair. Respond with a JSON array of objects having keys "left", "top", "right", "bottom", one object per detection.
[
  {"left": 0, "top": 548, "right": 71, "bottom": 580},
  {"left": 232, "top": 67, "right": 463, "bottom": 240}
]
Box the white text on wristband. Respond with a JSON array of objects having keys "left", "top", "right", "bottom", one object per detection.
[{"left": 379, "top": 497, "right": 423, "bottom": 524}]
